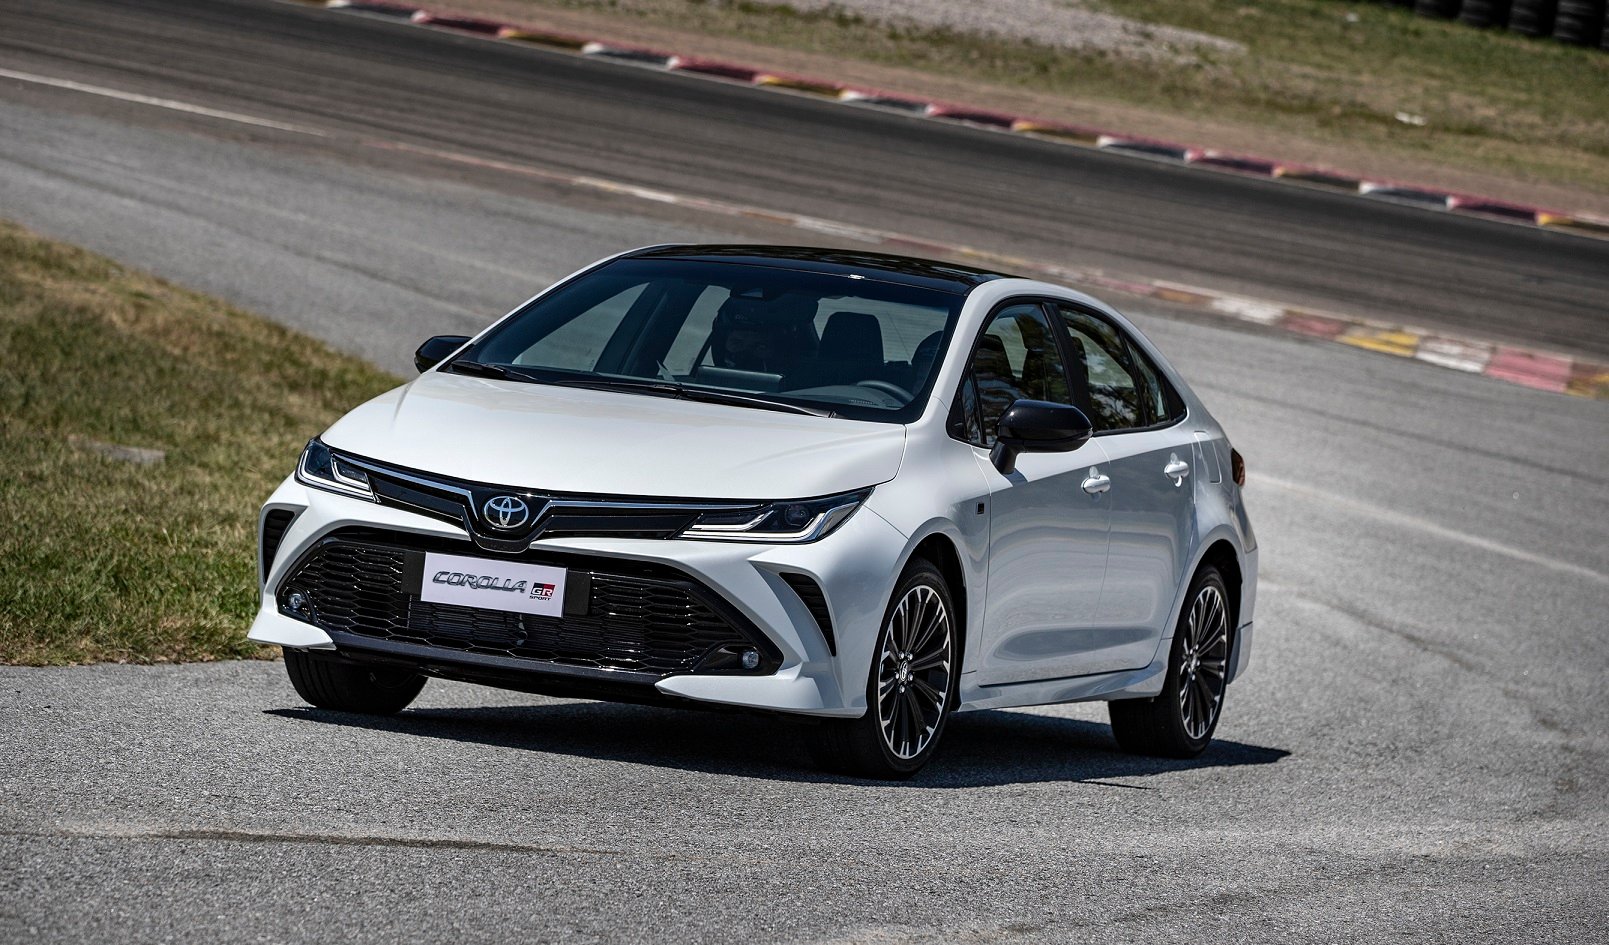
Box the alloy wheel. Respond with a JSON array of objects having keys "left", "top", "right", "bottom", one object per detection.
[
  {"left": 875, "top": 584, "right": 953, "bottom": 760},
  {"left": 1178, "top": 583, "right": 1230, "bottom": 741}
]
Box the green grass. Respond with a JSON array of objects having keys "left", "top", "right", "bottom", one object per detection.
[
  {"left": 483, "top": 0, "right": 1609, "bottom": 197},
  {"left": 0, "top": 221, "right": 397, "bottom": 665},
  {"left": 1095, "top": 0, "right": 1609, "bottom": 188}
]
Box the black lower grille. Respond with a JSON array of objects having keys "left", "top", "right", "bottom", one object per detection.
[{"left": 276, "top": 531, "right": 771, "bottom": 680}]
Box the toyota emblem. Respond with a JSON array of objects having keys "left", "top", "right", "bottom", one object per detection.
[{"left": 482, "top": 495, "right": 530, "bottom": 530}]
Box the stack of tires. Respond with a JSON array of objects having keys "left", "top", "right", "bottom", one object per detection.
[
  {"left": 1552, "top": 1, "right": 1605, "bottom": 44},
  {"left": 1406, "top": 0, "right": 1606, "bottom": 48}
]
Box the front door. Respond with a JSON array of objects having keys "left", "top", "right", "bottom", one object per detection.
[{"left": 964, "top": 302, "right": 1114, "bottom": 686}]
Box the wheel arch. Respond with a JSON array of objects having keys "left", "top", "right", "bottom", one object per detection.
[
  {"left": 1198, "top": 537, "right": 1243, "bottom": 637},
  {"left": 902, "top": 530, "right": 971, "bottom": 675},
  {"left": 1156, "top": 526, "right": 1245, "bottom": 651}
]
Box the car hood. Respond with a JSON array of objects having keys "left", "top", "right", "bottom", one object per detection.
[{"left": 320, "top": 371, "right": 908, "bottom": 498}]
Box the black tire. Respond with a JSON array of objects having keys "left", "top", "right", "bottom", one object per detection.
[
  {"left": 283, "top": 649, "right": 426, "bottom": 715},
  {"left": 1458, "top": 1, "right": 1509, "bottom": 28},
  {"left": 1552, "top": 1, "right": 1604, "bottom": 44},
  {"left": 1108, "top": 566, "right": 1232, "bottom": 759},
  {"left": 1507, "top": 0, "right": 1557, "bottom": 36},
  {"left": 806, "top": 559, "right": 959, "bottom": 779}
]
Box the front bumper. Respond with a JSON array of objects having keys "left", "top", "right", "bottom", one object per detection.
[{"left": 249, "top": 477, "right": 907, "bottom": 717}]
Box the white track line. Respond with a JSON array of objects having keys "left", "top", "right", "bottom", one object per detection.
[
  {"left": 1252, "top": 474, "right": 1609, "bottom": 588},
  {"left": 0, "top": 67, "right": 327, "bottom": 136}
]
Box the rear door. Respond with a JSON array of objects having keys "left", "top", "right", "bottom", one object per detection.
[{"left": 1053, "top": 304, "right": 1196, "bottom": 673}]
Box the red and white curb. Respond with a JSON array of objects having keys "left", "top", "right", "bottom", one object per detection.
[{"left": 282, "top": 0, "right": 1605, "bottom": 399}]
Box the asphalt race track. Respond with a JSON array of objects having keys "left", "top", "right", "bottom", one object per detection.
[
  {"left": 4, "top": 0, "right": 1609, "bottom": 358},
  {"left": 1, "top": 1, "right": 1607, "bottom": 942}
]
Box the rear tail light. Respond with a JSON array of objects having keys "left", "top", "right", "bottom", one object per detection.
[{"left": 1230, "top": 448, "right": 1246, "bottom": 487}]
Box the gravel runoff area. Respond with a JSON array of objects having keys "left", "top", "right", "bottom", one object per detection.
[{"left": 652, "top": 0, "right": 1242, "bottom": 59}]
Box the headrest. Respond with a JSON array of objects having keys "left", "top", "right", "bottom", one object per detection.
[
  {"left": 973, "top": 333, "right": 1013, "bottom": 377},
  {"left": 819, "top": 311, "right": 884, "bottom": 364}
]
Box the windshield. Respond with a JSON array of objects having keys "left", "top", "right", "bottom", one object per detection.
[{"left": 453, "top": 258, "right": 964, "bottom": 422}]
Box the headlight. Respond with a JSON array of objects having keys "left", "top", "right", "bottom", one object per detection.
[
  {"left": 295, "top": 438, "right": 375, "bottom": 501},
  {"left": 680, "top": 490, "right": 870, "bottom": 543}
]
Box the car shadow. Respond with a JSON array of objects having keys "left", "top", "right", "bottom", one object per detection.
[{"left": 266, "top": 699, "right": 1289, "bottom": 788}]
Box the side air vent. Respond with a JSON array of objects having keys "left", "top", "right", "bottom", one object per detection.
[
  {"left": 781, "top": 573, "right": 835, "bottom": 655},
  {"left": 261, "top": 509, "right": 296, "bottom": 584}
]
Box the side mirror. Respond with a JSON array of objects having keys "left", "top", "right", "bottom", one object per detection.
[
  {"left": 414, "top": 335, "right": 471, "bottom": 373},
  {"left": 989, "top": 400, "right": 1094, "bottom": 474}
]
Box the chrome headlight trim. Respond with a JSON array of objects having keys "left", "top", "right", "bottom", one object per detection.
[
  {"left": 679, "top": 489, "right": 871, "bottom": 544},
  {"left": 295, "top": 438, "right": 377, "bottom": 502}
]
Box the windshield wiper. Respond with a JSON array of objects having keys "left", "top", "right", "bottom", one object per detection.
[
  {"left": 533, "top": 375, "right": 831, "bottom": 417},
  {"left": 446, "top": 360, "right": 534, "bottom": 381},
  {"left": 447, "top": 364, "right": 831, "bottom": 417},
  {"left": 673, "top": 386, "right": 832, "bottom": 417}
]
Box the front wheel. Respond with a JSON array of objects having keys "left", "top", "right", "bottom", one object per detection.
[
  {"left": 1109, "top": 566, "right": 1231, "bottom": 758},
  {"left": 806, "top": 559, "right": 958, "bottom": 779},
  {"left": 283, "top": 649, "right": 426, "bottom": 715}
]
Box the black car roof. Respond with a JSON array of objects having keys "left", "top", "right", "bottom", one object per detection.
[{"left": 625, "top": 245, "right": 1017, "bottom": 293}]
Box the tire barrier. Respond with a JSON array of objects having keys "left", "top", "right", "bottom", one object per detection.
[{"left": 1407, "top": 0, "right": 1603, "bottom": 49}]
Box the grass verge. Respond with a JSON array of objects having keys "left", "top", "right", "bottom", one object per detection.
[
  {"left": 1091, "top": 0, "right": 1609, "bottom": 192},
  {"left": 0, "top": 221, "right": 397, "bottom": 666},
  {"left": 448, "top": 0, "right": 1609, "bottom": 205}
]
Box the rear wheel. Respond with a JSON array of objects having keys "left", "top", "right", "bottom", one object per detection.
[
  {"left": 283, "top": 649, "right": 425, "bottom": 715},
  {"left": 806, "top": 559, "right": 957, "bottom": 779},
  {"left": 1109, "top": 566, "right": 1231, "bottom": 758}
]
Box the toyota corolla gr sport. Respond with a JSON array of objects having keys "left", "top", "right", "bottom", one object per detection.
[{"left": 250, "top": 245, "right": 1257, "bottom": 778}]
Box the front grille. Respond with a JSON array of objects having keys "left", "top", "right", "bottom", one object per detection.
[
  {"left": 333, "top": 448, "right": 758, "bottom": 550},
  {"left": 276, "top": 531, "right": 771, "bottom": 679}
]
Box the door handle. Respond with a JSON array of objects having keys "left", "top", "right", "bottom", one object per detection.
[
  {"left": 1164, "top": 454, "right": 1190, "bottom": 486},
  {"left": 1082, "top": 469, "right": 1111, "bottom": 495}
]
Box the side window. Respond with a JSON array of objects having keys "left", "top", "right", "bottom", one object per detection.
[
  {"left": 953, "top": 373, "right": 984, "bottom": 444},
  {"left": 1056, "top": 305, "right": 1145, "bottom": 432},
  {"left": 510, "top": 283, "right": 647, "bottom": 370},
  {"left": 958, "top": 303, "right": 1071, "bottom": 446},
  {"left": 1128, "top": 344, "right": 1185, "bottom": 425}
]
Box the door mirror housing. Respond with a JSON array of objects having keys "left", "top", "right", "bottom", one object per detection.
[
  {"left": 990, "top": 400, "right": 1094, "bottom": 474},
  {"left": 414, "top": 335, "right": 471, "bottom": 373}
]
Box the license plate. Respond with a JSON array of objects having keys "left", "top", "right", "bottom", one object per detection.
[{"left": 416, "top": 552, "right": 566, "bottom": 618}]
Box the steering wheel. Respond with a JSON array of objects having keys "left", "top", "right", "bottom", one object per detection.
[{"left": 856, "top": 379, "right": 912, "bottom": 402}]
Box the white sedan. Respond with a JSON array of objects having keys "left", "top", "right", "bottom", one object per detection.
[{"left": 250, "top": 245, "right": 1258, "bottom": 778}]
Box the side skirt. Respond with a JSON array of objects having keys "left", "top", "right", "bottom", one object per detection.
[{"left": 956, "top": 652, "right": 1169, "bottom": 712}]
